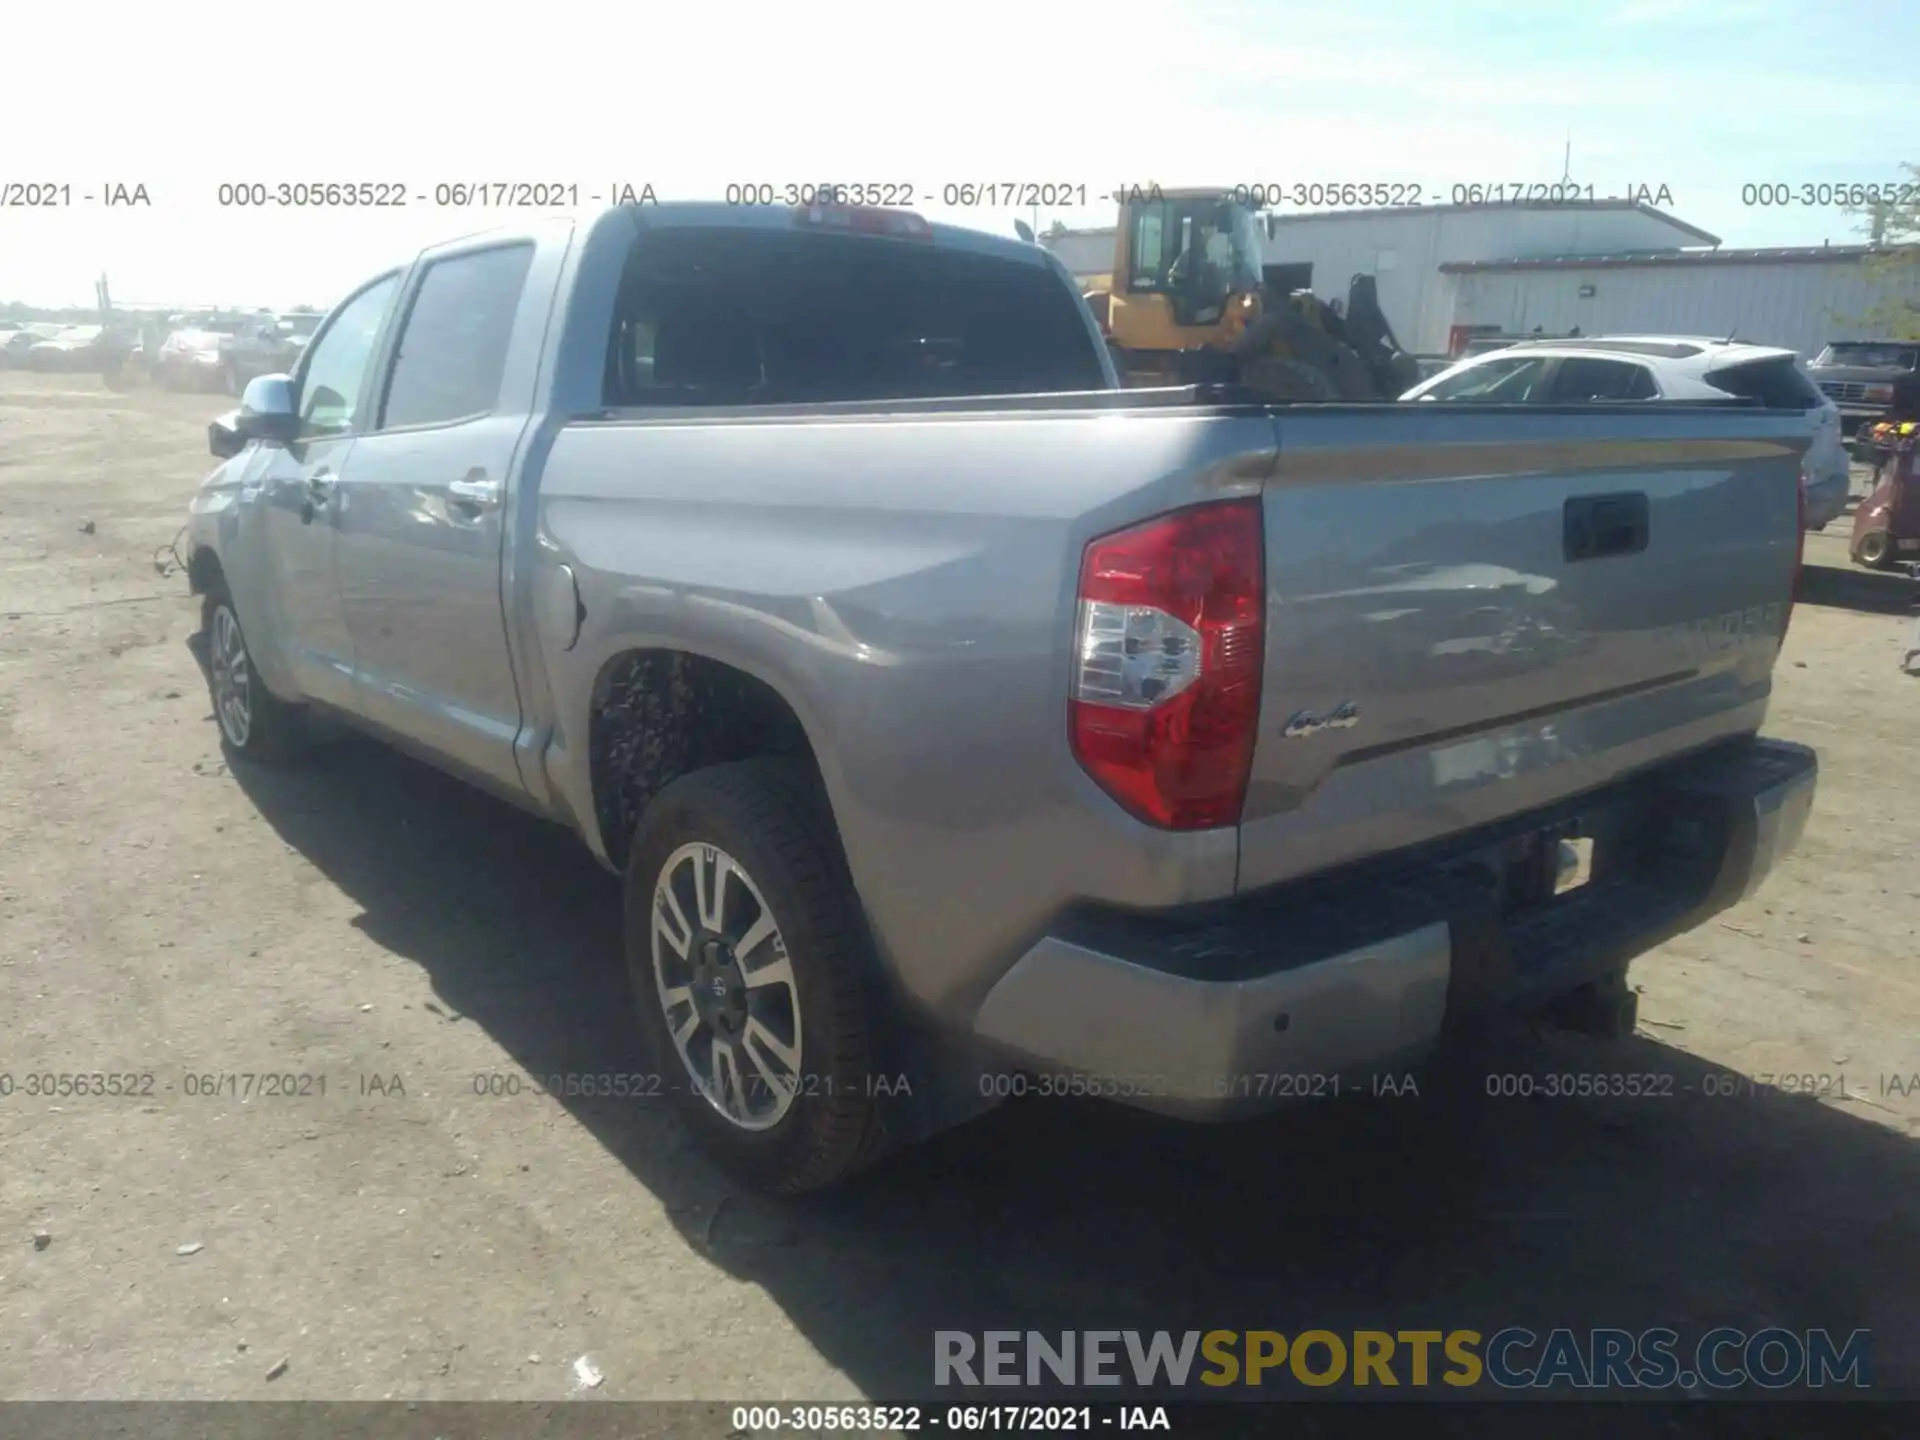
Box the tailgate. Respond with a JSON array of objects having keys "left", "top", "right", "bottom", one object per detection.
[{"left": 1237, "top": 403, "right": 1811, "bottom": 892}]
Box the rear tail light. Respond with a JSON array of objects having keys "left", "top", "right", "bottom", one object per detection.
[
  {"left": 1069, "top": 499, "right": 1265, "bottom": 830},
  {"left": 794, "top": 204, "right": 933, "bottom": 240}
]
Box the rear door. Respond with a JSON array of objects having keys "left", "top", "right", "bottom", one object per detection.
[
  {"left": 1237, "top": 404, "right": 1811, "bottom": 892},
  {"left": 333, "top": 236, "right": 551, "bottom": 794}
]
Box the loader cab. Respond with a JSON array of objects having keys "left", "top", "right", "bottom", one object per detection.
[
  {"left": 1105, "top": 192, "right": 1265, "bottom": 370},
  {"left": 1118, "top": 193, "right": 1262, "bottom": 323}
]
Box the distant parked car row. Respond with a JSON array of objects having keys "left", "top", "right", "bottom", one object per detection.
[
  {"left": 0, "top": 309, "right": 329, "bottom": 393},
  {"left": 0, "top": 321, "right": 107, "bottom": 372},
  {"left": 1401, "top": 336, "right": 1854, "bottom": 531},
  {"left": 150, "top": 310, "right": 331, "bottom": 394}
]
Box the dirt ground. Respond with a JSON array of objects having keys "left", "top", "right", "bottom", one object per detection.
[{"left": 0, "top": 372, "right": 1916, "bottom": 1413}]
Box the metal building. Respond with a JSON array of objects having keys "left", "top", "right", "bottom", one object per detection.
[
  {"left": 1444, "top": 246, "right": 1920, "bottom": 359},
  {"left": 1256, "top": 203, "right": 1717, "bottom": 355},
  {"left": 1040, "top": 201, "right": 1718, "bottom": 354}
]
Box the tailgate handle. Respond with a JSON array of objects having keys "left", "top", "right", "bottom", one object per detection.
[{"left": 1564, "top": 492, "right": 1649, "bottom": 562}]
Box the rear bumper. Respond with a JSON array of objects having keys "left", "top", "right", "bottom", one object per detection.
[{"left": 972, "top": 737, "right": 1816, "bottom": 1119}]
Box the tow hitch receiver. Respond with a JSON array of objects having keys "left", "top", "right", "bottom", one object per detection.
[{"left": 1500, "top": 822, "right": 1590, "bottom": 918}]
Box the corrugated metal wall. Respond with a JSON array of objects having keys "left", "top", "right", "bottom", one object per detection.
[
  {"left": 1261, "top": 208, "right": 1710, "bottom": 354},
  {"left": 1451, "top": 258, "right": 1920, "bottom": 358}
]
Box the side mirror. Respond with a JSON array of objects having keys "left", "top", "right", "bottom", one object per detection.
[
  {"left": 208, "top": 374, "right": 297, "bottom": 458},
  {"left": 208, "top": 410, "right": 245, "bottom": 459},
  {"left": 1014, "top": 219, "right": 1035, "bottom": 244},
  {"left": 239, "top": 374, "right": 299, "bottom": 442}
]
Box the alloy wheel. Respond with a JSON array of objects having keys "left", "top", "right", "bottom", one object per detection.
[
  {"left": 649, "top": 841, "right": 804, "bottom": 1130},
  {"left": 210, "top": 605, "right": 253, "bottom": 748}
]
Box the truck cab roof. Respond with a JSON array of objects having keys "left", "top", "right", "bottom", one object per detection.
[{"left": 416, "top": 202, "right": 1059, "bottom": 274}]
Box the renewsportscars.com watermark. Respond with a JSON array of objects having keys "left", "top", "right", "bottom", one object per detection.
[{"left": 934, "top": 1328, "right": 1873, "bottom": 1392}]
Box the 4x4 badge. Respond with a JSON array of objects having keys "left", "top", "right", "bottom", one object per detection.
[{"left": 1283, "top": 702, "right": 1360, "bottom": 739}]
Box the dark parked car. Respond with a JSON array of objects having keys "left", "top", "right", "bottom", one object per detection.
[
  {"left": 157, "top": 316, "right": 285, "bottom": 395},
  {"left": 1807, "top": 340, "right": 1920, "bottom": 439}
]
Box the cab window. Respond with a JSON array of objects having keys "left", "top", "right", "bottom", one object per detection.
[
  {"left": 378, "top": 244, "right": 535, "bottom": 430},
  {"left": 296, "top": 276, "right": 400, "bottom": 439}
]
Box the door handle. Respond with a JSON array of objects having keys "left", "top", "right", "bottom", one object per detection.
[
  {"left": 447, "top": 471, "right": 501, "bottom": 508},
  {"left": 299, "top": 468, "right": 335, "bottom": 525}
]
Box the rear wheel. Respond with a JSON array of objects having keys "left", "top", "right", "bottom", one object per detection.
[
  {"left": 624, "top": 759, "right": 888, "bottom": 1194},
  {"left": 1855, "top": 529, "right": 1894, "bottom": 569},
  {"left": 200, "top": 584, "right": 312, "bottom": 763}
]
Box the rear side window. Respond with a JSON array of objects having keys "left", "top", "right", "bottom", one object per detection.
[
  {"left": 1705, "top": 359, "right": 1822, "bottom": 409},
  {"left": 1548, "top": 358, "right": 1658, "bottom": 401},
  {"left": 604, "top": 227, "right": 1106, "bottom": 407},
  {"left": 379, "top": 243, "right": 534, "bottom": 429}
]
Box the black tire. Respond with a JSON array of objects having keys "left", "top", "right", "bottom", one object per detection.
[
  {"left": 1855, "top": 530, "right": 1894, "bottom": 569},
  {"left": 623, "top": 759, "right": 887, "bottom": 1194},
  {"left": 199, "top": 583, "right": 312, "bottom": 763},
  {"left": 1240, "top": 355, "right": 1340, "bottom": 402}
]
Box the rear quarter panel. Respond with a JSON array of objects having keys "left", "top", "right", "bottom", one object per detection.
[{"left": 529, "top": 408, "right": 1276, "bottom": 1020}]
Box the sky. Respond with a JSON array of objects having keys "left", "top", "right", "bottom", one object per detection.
[{"left": 3, "top": 0, "right": 1916, "bottom": 309}]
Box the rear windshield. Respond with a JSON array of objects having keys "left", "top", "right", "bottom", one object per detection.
[
  {"left": 1704, "top": 358, "right": 1822, "bottom": 409},
  {"left": 605, "top": 227, "right": 1107, "bottom": 407},
  {"left": 1813, "top": 343, "right": 1920, "bottom": 370}
]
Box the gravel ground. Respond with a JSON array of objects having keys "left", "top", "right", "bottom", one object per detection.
[{"left": 0, "top": 373, "right": 1915, "bottom": 1419}]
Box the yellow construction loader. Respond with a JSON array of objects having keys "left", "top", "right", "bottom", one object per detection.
[{"left": 1077, "top": 187, "right": 1418, "bottom": 402}]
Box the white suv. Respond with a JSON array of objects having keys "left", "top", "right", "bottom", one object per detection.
[{"left": 1401, "top": 337, "right": 1851, "bottom": 530}]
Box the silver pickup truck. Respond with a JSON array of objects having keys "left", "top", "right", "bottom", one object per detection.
[{"left": 182, "top": 201, "right": 1818, "bottom": 1194}]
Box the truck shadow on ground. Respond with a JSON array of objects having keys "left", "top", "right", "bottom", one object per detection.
[
  {"left": 231, "top": 734, "right": 1919, "bottom": 1410},
  {"left": 1797, "top": 560, "right": 1919, "bottom": 618}
]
